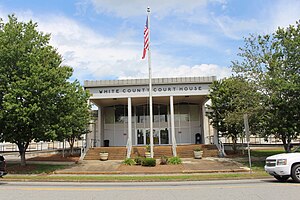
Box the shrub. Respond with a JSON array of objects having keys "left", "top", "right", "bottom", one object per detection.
[
  {"left": 194, "top": 146, "right": 202, "bottom": 151},
  {"left": 141, "top": 158, "right": 156, "bottom": 167},
  {"left": 134, "top": 156, "right": 143, "bottom": 165},
  {"left": 123, "top": 158, "right": 135, "bottom": 166},
  {"left": 168, "top": 156, "right": 182, "bottom": 165},
  {"left": 160, "top": 155, "right": 168, "bottom": 165}
]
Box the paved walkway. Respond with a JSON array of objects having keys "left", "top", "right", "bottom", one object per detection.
[
  {"left": 54, "top": 157, "right": 249, "bottom": 175},
  {"left": 3, "top": 152, "right": 250, "bottom": 175}
]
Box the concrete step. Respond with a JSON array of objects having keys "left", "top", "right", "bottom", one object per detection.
[
  {"left": 84, "top": 144, "right": 218, "bottom": 160},
  {"left": 84, "top": 147, "right": 126, "bottom": 160},
  {"left": 131, "top": 146, "right": 173, "bottom": 158}
]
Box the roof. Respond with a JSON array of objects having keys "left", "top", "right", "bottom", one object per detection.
[{"left": 84, "top": 76, "right": 216, "bottom": 88}]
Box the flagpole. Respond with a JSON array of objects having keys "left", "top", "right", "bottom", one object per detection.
[{"left": 147, "top": 7, "right": 154, "bottom": 158}]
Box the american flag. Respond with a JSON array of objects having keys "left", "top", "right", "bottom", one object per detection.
[{"left": 142, "top": 16, "right": 149, "bottom": 59}]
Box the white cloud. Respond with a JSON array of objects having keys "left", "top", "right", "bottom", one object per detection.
[
  {"left": 1, "top": 4, "right": 231, "bottom": 83},
  {"left": 164, "top": 29, "right": 217, "bottom": 47},
  {"left": 213, "top": 16, "right": 259, "bottom": 40},
  {"left": 89, "top": 0, "right": 202, "bottom": 17},
  {"left": 37, "top": 15, "right": 227, "bottom": 81},
  {"left": 88, "top": 0, "right": 226, "bottom": 18},
  {"left": 30, "top": 13, "right": 231, "bottom": 81},
  {"left": 267, "top": 0, "right": 300, "bottom": 32},
  {"left": 2, "top": 0, "right": 299, "bottom": 84},
  {"left": 0, "top": 10, "right": 140, "bottom": 81},
  {"left": 119, "top": 62, "right": 231, "bottom": 80},
  {"left": 154, "top": 64, "right": 231, "bottom": 79},
  {"left": 213, "top": 0, "right": 300, "bottom": 39},
  {"left": 37, "top": 16, "right": 133, "bottom": 80}
]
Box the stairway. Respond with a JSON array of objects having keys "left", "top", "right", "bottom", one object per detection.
[
  {"left": 203, "top": 144, "right": 219, "bottom": 157},
  {"left": 84, "top": 144, "right": 219, "bottom": 160},
  {"left": 176, "top": 144, "right": 219, "bottom": 158},
  {"left": 131, "top": 146, "right": 173, "bottom": 158},
  {"left": 84, "top": 147, "right": 127, "bottom": 160},
  {"left": 176, "top": 145, "right": 197, "bottom": 158}
]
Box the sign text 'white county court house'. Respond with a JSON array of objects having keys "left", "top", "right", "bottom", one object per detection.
[{"left": 88, "top": 84, "right": 210, "bottom": 98}]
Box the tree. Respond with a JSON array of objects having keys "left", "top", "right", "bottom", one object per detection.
[
  {"left": 207, "top": 77, "right": 260, "bottom": 152},
  {"left": 54, "top": 81, "right": 91, "bottom": 155},
  {"left": 0, "top": 15, "right": 89, "bottom": 165},
  {"left": 232, "top": 21, "right": 300, "bottom": 152}
]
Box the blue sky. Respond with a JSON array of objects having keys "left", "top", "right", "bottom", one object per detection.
[{"left": 1, "top": 0, "right": 300, "bottom": 82}]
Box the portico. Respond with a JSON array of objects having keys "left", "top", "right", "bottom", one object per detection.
[{"left": 84, "top": 76, "right": 216, "bottom": 157}]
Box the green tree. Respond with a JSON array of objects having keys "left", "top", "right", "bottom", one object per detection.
[
  {"left": 232, "top": 21, "right": 300, "bottom": 152},
  {"left": 207, "top": 77, "right": 260, "bottom": 152},
  {"left": 0, "top": 15, "right": 89, "bottom": 165},
  {"left": 54, "top": 81, "right": 91, "bottom": 155}
]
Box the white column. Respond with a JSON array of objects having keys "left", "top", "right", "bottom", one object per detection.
[
  {"left": 170, "top": 96, "right": 177, "bottom": 156},
  {"left": 86, "top": 99, "right": 92, "bottom": 149},
  {"left": 98, "top": 107, "right": 102, "bottom": 147},
  {"left": 127, "top": 97, "right": 132, "bottom": 158},
  {"left": 202, "top": 103, "right": 208, "bottom": 145}
]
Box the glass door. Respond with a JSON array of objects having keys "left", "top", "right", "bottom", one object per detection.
[
  {"left": 137, "top": 129, "right": 150, "bottom": 145},
  {"left": 137, "top": 129, "right": 144, "bottom": 145},
  {"left": 160, "top": 128, "right": 169, "bottom": 144},
  {"left": 145, "top": 129, "right": 150, "bottom": 145},
  {"left": 136, "top": 128, "right": 169, "bottom": 145},
  {"left": 153, "top": 129, "right": 159, "bottom": 144}
]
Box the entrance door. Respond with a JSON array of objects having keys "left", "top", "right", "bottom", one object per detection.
[
  {"left": 160, "top": 128, "right": 169, "bottom": 144},
  {"left": 136, "top": 128, "right": 169, "bottom": 145},
  {"left": 137, "top": 129, "right": 144, "bottom": 145},
  {"left": 137, "top": 129, "right": 150, "bottom": 145},
  {"left": 153, "top": 129, "right": 159, "bottom": 144}
]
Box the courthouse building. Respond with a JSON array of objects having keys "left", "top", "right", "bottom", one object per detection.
[{"left": 84, "top": 76, "right": 216, "bottom": 156}]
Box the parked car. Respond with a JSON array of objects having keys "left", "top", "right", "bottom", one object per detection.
[
  {"left": 0, "top": 155, "right": 7, "bottom": 177},
  {"left": 265, "top": 147, "right": 300, "bottom": 182}
]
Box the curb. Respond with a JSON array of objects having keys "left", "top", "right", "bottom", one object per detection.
[{"left": 53, "top": 168, "right": 250, "bottom": 175}]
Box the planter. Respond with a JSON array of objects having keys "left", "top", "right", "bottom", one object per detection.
[
  {"left": 145, "top": 152, "right": 152, "bottom": 158},
  {"left": 99, "top": 152, "right": 109, "bottom": 161},
  {"left": 193, "top": 150, "right": 203, "bottom": 159}
]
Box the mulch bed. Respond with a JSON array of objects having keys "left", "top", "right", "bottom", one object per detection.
[{"left": 6, "top": 164, "right": 39, "bottom": 174}]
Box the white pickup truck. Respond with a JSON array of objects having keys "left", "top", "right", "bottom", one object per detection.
[{"left": 265, "top": 151, "right": 300, "bottom": 182}]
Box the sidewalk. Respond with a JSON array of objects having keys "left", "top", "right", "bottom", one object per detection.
[{"left": 53, "top": 157, "right": 250, "bottom": 175}]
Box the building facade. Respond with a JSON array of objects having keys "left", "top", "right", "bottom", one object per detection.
[{"left": 84, "top": 76, "right": 216, "bottom": 156}]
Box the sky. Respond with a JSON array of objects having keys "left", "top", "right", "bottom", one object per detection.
[{"left": 0, "top": 0, "right": 300, "bottom": 83}]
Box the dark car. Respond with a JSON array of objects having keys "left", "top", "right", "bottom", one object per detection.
[{"left": 0, "top": 155, "right": 7, "bottom": 177}]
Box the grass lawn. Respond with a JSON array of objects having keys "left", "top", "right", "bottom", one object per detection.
[
  {"left": 3, "top": 172, "right": 269, "bottom": 182},
  {"left": 249, "top": 149, "right": 285, "bottom": 158}
]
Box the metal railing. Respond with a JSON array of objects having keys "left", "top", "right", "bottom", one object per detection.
[
  {"left": 207, "top": 135, "right": 300, "bottom": 145},
  {"left": 90, "top": 139, "right": 101, "bottom": 148},
  {"left": 0, "top": 140, "right": 84, "bottom": 153}
]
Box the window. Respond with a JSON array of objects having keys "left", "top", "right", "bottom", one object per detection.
[
  {"left": 104, "top": 107, "right": 114, "bottom": 124},
  {"left": 190, "top": 105, "right": 199, "bottom": 121},
  {"left": 174, "top": 104, "right": 189, "bottom": 122},
  {"left": 153, "top": 104, "right": 167, "bottom": 122},
  {"left": 115, "top": 105, "right": 127, "bottom": 123}
]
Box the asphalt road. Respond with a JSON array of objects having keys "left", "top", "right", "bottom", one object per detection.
[{"left": 0, "top": 179, "right": 299, "bottom": 200}]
